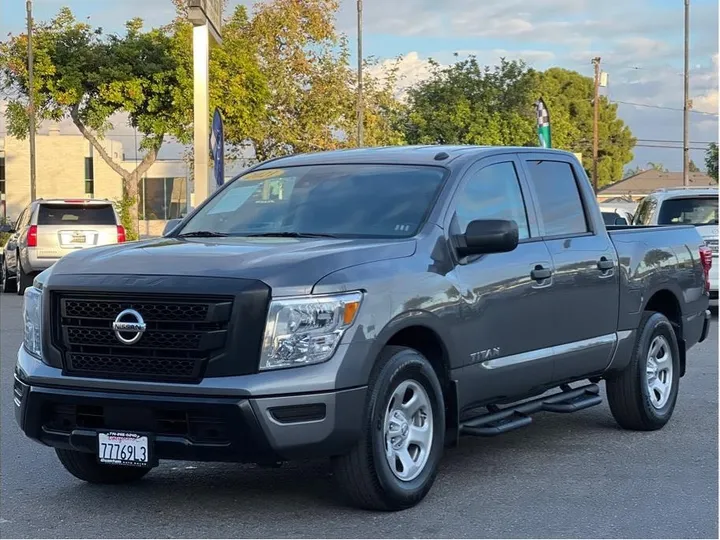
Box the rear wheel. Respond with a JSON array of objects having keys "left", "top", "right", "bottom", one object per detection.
[
  {"left": 55, "top": 449, "right": 152, "bottom": 484},
  {"left": 606, "top": 311, "right": 680, "bottom": 431},
  {"left": 1, "top": 259, "right": 14, "bottom": 293},
  {"left": 15, "top": 258, "right": 32, "bottom": 296},
  {"left": 332, "top": 346, "right": 445, "bottom": 511}
]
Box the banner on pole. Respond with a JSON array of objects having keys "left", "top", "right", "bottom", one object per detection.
[
  {"left": 210, "top": 108, "right": 224, "bottom": 188},
  {"left": 535, "top": 98, "right": 552, "bottom": 148}
]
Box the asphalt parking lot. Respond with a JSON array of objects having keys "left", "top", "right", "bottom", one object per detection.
[{"left": 1, "top": 292, "right": 717, "bottom": 538}]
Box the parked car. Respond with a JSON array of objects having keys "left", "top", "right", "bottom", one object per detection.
[
  {"left": 14, "top": 147, "right": 711, "bottom": 511},
  {"left": 600, "top": 205, "right": 635, "bottom": 226},
  {"left": 633, "top": 187, "right": 718, "bottom": 299},
  {"left": 0, "top": 199, "right": 126, "bottom": 295}
]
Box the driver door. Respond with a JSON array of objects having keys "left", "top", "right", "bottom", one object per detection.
[{"left": 446, "top": 155, "right": 557, "bottom": 403}]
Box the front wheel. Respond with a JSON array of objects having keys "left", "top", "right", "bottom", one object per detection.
[
  {"left": 606, "top": 311, "right": 680, "bottom": 431},
  {"left": 332, "top": 346, "right": 445, "bottom": 511},
  {"left": 56, "top": 449, "right": 152, "bottom": 484}
]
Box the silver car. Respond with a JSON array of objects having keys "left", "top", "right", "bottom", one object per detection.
[{"left": 1, "top": 199, "right": 126, "bottom": 295}]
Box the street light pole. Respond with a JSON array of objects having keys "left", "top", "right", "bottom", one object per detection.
[
  {"left": 592, "top": 56, "right": 601, "bottom": 194},
  {"left": 356, "top": 0, "right": 364, "bottom": 147},
  {"left": 683, "top": 0, "right": 690, "bottom": 186},
  {"left": 26, "top": 0, "right": 37, "bottom": 202}
]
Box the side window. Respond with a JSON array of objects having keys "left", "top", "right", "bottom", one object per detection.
[
  {"left": 525, "top": 160, "right": 588, "bottom": 237},
  {"left": 455, "top": 161, "right": 530, "bottom": 240},
  {"left": 15, "top": 209, "right": 28, "bottom": 230}
]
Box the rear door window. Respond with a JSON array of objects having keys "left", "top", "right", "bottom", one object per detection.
[
  {"left": 37, "top": 204, "right": 116, "bottom": 226},
  {"left": 524, "top": 160, "right": 589, "bottom": 237},
  {"left": 657, "top": 197, "right": 718, "bottom": 226}
]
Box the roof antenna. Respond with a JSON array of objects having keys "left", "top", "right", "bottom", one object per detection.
[{"left": 434, "top": 151, "right": 449, "bottom": 161}]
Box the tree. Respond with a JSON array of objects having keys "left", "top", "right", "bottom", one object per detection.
[
  {"left": 535, "top": 68, "right": 636, "bottom": 187},
  {"left": 706, "top": 143, "right": 718, "bottom": 182},
  {"left": 401, "top": 57, "right": 537, "bottom": 147},
  {"left": 645, "top": 161, "right": 668, "bottom": 172},
  {"left": 239, "top": 0, "right": 352, "bottom": 162},
  {"left": 400, "top": 60, "right": 636, "bottom": 188},
  {"left": 689, "top": 159, "right": 700, "bottom": 173},
  {"left": 342, "top": 56, "right": 407, "bottom": 148},
  {"left": 0, "top": 9, "right": 193, "bottom": 238}
]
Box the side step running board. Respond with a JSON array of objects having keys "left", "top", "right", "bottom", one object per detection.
[{"left": 460, "top": 383, "right": 602, "bottom": 437}]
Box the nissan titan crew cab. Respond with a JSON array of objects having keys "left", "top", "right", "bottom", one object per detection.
[{"left": 14, "top": 146, "right": 712, "bottom": 511}]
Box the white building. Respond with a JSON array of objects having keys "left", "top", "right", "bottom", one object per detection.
[{"left": 0, "top": 131, "right": 198, "bottom": 236}]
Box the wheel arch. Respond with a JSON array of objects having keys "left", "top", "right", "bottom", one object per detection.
[
  {"left": 642, "top": 288, "right": 685, "bottom": 376},
  {"left": 368, "top": 312, "right": 460, "bottom": 446}
]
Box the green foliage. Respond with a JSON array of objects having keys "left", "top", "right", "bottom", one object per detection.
[
  {"left": 534, "top": 68, "right": 635, "bottom": 187},
  {"left": 706, "top": 143, "right": 718, "bottom": 182},
  {"left": 689, "top": 159, "right": 700, "bottom": 173},
  {"left": 402, "top": 57, "right": 537, "bottom": 146},
  {"left": 113, "top": 196, "right": 139, "bottom": 241},
  {"left": 401, "top": 60, "right": 636, "bottom": 188},
  {"left": 0, "top": 217, "right": 11, "bottom": 247}
]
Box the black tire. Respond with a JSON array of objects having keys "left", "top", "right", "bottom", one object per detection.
[
  {"left": 606, "top": 311, "right": 680, "bottom": 431},
  {"left": 15, "top": 258, "right": 32, "bottom": 296},
  {"left": 1, "top": 258, "right": 14, "bottom": 293},
  {"left": 55, "top": 448, "right": 152, "bottom": 484},
  {"left": 332, "top": 346, "right": 445, "bottom": 511}
]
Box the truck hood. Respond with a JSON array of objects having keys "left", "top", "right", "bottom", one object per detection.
[{"left": 48, "top": 236, "right": 417, "bottom": 295}]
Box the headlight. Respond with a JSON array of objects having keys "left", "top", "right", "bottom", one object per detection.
[
  {"left": 23, "top": 286, "right": 43, "bottom": 358},
  {"left": 259, "top": 292, "right": 363, "bottom": 371}
]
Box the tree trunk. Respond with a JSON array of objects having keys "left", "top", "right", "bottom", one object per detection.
[
  {"left": 124, "top": 172, "right": 141, "bottom": 240},
  {"left": 70, "top": 104, "right": 163, "bottom": 241}
]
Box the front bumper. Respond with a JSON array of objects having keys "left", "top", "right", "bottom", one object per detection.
[{"left": 14, "top": 371, "right": 367, "bottom": 464}]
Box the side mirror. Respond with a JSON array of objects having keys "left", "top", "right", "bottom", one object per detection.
[
  {"left": 614, "top": 217, "right": 628, "bottom": 226},
  {"left": 162, "top": 219, "right": 182, "bottom": 236},
  {"left": 0, "top": 224, "right": 14, "bottom": 234},
  {"left": 455, "top": 219, "right": 519, "bottom": 257}
]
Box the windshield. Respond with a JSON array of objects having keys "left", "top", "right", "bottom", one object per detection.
[
  {"left": 179, "top": 164, "right": 447, "bottom": 238},
  {"left": 657, "top": 196, "right": 718, "bottom": 226}
]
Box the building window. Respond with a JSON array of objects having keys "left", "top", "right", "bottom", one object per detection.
[
  {"left": 84, "top": 157, "right": 94, "bottom": 196},
  {"left": 139, "top": 177, "right": 188, "bottom": 220},
  {"left": 0, "top": 156, "right": 5, "bottom": 195}
]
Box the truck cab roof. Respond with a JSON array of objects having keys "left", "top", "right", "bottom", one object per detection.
[{"left": 253, "top": 145, "right": 579, "bottom": 169}]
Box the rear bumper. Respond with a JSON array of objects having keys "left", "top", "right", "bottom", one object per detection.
[
  {"left": 23, "top": 249, "right": 58, "bottom": 272},
  {"left": 14, "top": 373, "right": 367, "bottom": 463}
]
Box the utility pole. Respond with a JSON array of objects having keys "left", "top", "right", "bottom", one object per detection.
[
  {"left": 26, "top": 0, "right": 37, "bottom": 202},
  {"left": 592, "top": 56, "right": 601, "bottom": 193},
  {"left": 356, "top": 0, "right": 364, "bottom": 147},
  {"left": 683, "top": 0, "right": 690, "bottom": 186}
]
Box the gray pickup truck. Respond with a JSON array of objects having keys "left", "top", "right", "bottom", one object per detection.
[{"left": 14, "top": 146, "right": 712, "bottom": 511}]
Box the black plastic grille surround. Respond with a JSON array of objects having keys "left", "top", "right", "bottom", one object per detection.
[{"left": 54, "top": 294, "right": 234, "bottom": 383}]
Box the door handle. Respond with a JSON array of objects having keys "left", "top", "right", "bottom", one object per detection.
[
  {"left": 531, "top": 266, "right": 552, "bottom": 281},
  {"left": 597, "top": 257, "right": 614, "bottom": 271}
]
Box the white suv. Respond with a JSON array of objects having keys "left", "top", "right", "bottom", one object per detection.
[
  {"left": 633, "top": 187, "right": 718, "bottom": 298},
  {"left": 1, "top": 199, "right": 126, "bottom": 295}
]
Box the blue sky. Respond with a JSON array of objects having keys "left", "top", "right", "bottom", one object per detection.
[{"left": 1, "top": 0, "right": 718, "bottom": 171}]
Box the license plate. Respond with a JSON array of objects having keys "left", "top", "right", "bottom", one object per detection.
[
  {"left": 71, "top": 234, "right": 86, "bottom": 243},
  {"left": 98, "top": 432, "right": 150, "bottom": 467}
]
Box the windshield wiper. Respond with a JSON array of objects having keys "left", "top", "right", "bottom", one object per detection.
[
  {"left": 244, "top": 232, "right": 339, "bottom": 238},
  {"left": 177, "top": 231, "right": 229, "bottom": 238}
]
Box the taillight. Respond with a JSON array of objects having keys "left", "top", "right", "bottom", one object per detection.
[
  {"left": 117, "top": 225, "right": 126, "bottom": 243},
  {"left": 27, "top": 225, "right": 37, "bottom": 248},
  {"left": 699, "top": 245, "right": 713, "bottom": 293}
]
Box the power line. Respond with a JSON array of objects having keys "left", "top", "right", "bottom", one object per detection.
[
  {"left": 636, "top": 138, "right": 717, "bottom": 145},
  {"left": 612, "top": 99, "right": 719, "bottom": 116}
]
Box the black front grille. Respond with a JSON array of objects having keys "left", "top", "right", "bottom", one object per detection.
[
  {"left": 44, "top": 403, "right": 231, "bottom": 444},
  {"left": 53, "top": 294, "right": 233, "bottom": 383}
]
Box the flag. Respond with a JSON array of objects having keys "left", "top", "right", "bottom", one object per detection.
[{"left": 535, "top": 98, "right": 552, "bottom": 148}]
